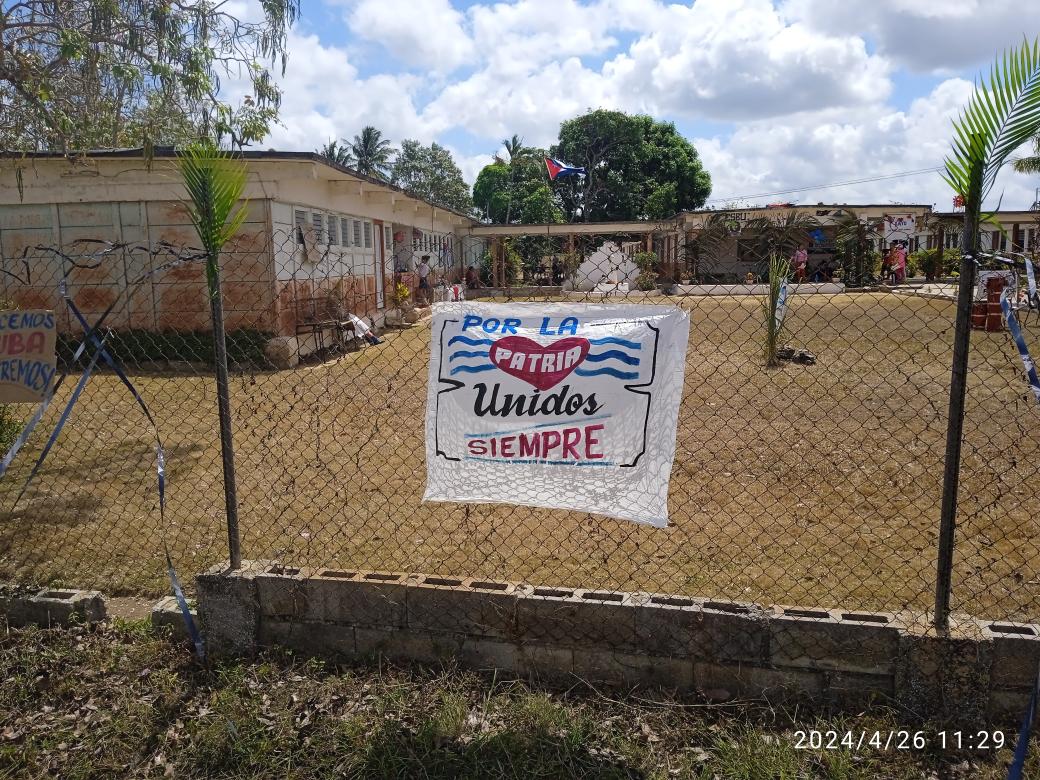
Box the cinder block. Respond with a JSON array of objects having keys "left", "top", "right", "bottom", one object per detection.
[
  {"left": 255, "top": 567, "right": 320, "bottom": 621},
  {"left": 196, "top": 560, "right": 267, "bottom": 657},
  {"left": 825, "top": 671, "right": 894, "bottom": 710},
  {"left": 636, "top": 596, "right": 770, "bottom": 663},
  {"left": 514, "top": 643, "right": 574, "bottom": 686},
  {"left": 1, "top": 588, "right": 107, "bottom": 627},
  {"left": 320, "top": 572, "right": 417, "bottom": 628},
  {"left": 573, "top": 648, "right": 694, "bottom": 691},
  {"left": 151, "top": 596, "right": 195, "bottom": 641},
  {"left": 259, "top": 620, "right": 357, "bottom": 660},
  {"left": 990, "top": 688, "right": 1033, "bottom": 722},
  {"left": 984, "top": 623, "right": 1040, "bottom": 689},
  {"left": 457, "top": 637, "right": 521, "bottom": 672},
  {"left": 407, "top": 578, "right": 520, "bottom": 637},
  {"left": 511, "top": 587, "right": 584, "bottom": 643},
  {"left": 694, "top": 661, "right": 825, "bottom": 701},
  {"left": 355, "top": 626, "right": 463, "bottom": 666},
  {"left": 770, "top": 610, "right": 899, "bottom": 675},
  {"left": 895, "top": 632, "right": 992, "bottom": 726}
]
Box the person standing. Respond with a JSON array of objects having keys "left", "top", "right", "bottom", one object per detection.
[
  {"left": 883, "top": 243, "right": 906, "bottom": 284},
  {"left": 891, "top": 242, "right": 908, "bottom": 283},
  {"left": 417, "top": 255, "right": 432, "bottom": 304},
  {"left": 792, "top": 245, "right": 808, "bottom": 283}
]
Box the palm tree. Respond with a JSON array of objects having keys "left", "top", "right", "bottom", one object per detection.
[
  {"left": 944, "top": 39, "right": 1040, "bottom": 253},
  {"left": 177, "top": 140, "right": 248, "bottom": 567},
  {"left": 936, "top": 38, "right": 1040, "bottom": 631},
  {"left": 1013, "top": 136, "right": 1040, "bottom": 174},
  {"left": 834, "top": 210, "right": 884, "bottom": 287},
  {"left": 502, "top": 134, "right": 531, "bottom": 164},
  {"left": 349, "top": 126, "right": 394, "bottom": 179},
  {"left": 317, "top": 139, "right": 353, "bottom": 167}
]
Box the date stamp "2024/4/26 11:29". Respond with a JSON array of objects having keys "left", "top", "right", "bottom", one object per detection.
[{"left": 793, "top": 730, "right": 1007, "bottom": 752}]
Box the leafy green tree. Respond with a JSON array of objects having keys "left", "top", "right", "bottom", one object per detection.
[
  {"left": 0, "top": 0, "right": 299, "bottom": 152},
  {"left": 389, "top": 139, "right": 473, "bottom": 213},
  {"left": 349, "top": 126, "right": 394, "bottom": 179},
  {"left": 552, "top": 109, "right": 711, "bottom": 222},
  {"left": 472, "top": 151, "right": 555, "bottom": 223},
  {"left": 473, "top": 162, "right": 513, "bottom": 222},
  {"left": 519, "top": 184, "right": 563, "bottom": 224},
  {"left": 317, "top": 139, "right": 354, "bottom": 167}
]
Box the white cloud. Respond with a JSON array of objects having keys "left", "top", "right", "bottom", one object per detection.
[
  {"left": 255, "top": 32, "right": 428, "bottom": 151},
  {"left": 606, "top": 0, "right": 891, "bottom": 120},
  {"left": 342, "top": 0, "right": 475, "bottom": 72},
  {"left": 781, "top": 0, "right": 1039, "bottom": 74},
  {"left": 421, "top": 56, "right": 621, "bottom": 149},
  {"left": 695, "top": 78, "right": 1038, "bottom": 210}
]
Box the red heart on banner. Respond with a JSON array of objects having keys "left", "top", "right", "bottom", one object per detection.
[{"left": 489, "top": 336, "right": 590, "bottom": 391}]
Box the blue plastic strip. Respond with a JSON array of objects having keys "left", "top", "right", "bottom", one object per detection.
[
  {"left": 776, "top": 278, "right": 789, "bottom": 330},
  {"left": 1027, "top": 258, "right": 1037, "bottom": 307},
  {"left": 1001, "top": 291, "right": 1040, "bottom": 405},
  {"left": 0, "top": 336, "right": 91, "bottom": 479},
  {"left": 1007, "top": 663, "right": 1040, "bottom": 780},
  {"left": 165, "top": 543, "right": 205, "bottom": 661},
  {"left": 65, "top": 297, "right": 160, "bottom": 429},
  {"left": 14, "top": 333, "right": 108, "bottom": 504},
  {"left": 66, "top": 297, "right": 202, "bottom": 658}
]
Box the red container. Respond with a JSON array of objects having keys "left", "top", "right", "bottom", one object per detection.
[
  {"left": 985, "top": 276, "right": 1006, "bottom": 332},
  {"left": 972, "top": 301, "right": 987, "bottom": 329}
]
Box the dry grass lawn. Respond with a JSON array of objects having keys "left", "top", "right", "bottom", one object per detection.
[{"left": 1, "top": 292, "right": 1038, "bottom": 624}]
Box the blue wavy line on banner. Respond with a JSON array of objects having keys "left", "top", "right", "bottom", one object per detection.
[
  {"left": 450, "top": 364, "right": 496, "bottom": 375},
  {"left": 448, "top": 336, "right": 494, "bottom": 346},
  {"left": 464, "top": 456, "right": 616, "bottom": 466},
  {"left": 587, "top": 337, "right": 641, "bottom": 350},
  {"left": 586, "top": 350, "right": 640, "bottom": 366},
  {"left": 574, "top": 367, "right": 638, "bottom": 380},
  {"left": 1001, "top": 293, "right": 1040, "bottom": 405},
  {"left": 449, "top": 350, "right": 489, "bottom": 360},
  {"left": 465, "top": 414, "right": 614, "bottom": 438}
]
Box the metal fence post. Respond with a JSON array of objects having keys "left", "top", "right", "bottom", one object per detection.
[
  {"left": 934, "top": 218, "right": 978, "bottom": 631},
  {"left": 209, "top": 260, "right": 242, "bottom": 570}
]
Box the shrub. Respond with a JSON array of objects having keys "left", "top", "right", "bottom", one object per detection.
[
  {"left": 635, "top": 271, "right": 657, "bottom": 291},
  {"left": 391, "top": 282, "right": 411, "bottom": 308},
  {"left": 632, "top": 251, "right": 658, "bottom": 274},
  {"left": 910, "top": 248, "right": 961, "bottom": 278}
]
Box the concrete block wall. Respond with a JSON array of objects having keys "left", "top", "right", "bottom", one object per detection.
[
  {"left": 0, "top": 585, "right": 106, "bottom": 627},
  {"left": 196, "top": 561, "right": 1040, "bottom": 726}
]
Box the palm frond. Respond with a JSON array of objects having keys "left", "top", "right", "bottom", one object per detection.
[
  {"left": 943, "top": 38, "right": 1040, "bottom": 204},
  {"left": 176, "top": 141, "right": 249, "bottom": 298}
]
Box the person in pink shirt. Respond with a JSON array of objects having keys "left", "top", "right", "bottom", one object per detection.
[
  {"left": 889, "top": 243, "right": 908, "bottom": 284},
  {"left": 792, "top": 245, "right": 808, "bottom": 282}
]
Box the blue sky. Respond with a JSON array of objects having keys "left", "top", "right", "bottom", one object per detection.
[{"left": 246, "top": 0, "right": 1040, "bottom": 208}]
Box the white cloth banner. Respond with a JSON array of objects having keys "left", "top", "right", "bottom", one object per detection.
[{"left": 424, "top": 302, "right": 690, "bottom": 527}]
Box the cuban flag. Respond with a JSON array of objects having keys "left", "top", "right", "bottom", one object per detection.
[{"left": 545, "top": 157, "right": 587, "bottom": 181}]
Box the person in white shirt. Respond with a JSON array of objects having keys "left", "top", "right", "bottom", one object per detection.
[{"left": 417, "top": 255, "right": 432, "bottom": 304}]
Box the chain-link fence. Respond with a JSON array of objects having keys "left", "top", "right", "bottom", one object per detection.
[{"left": 0, "top": 224, "right": 1038, "bottom": 641}]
